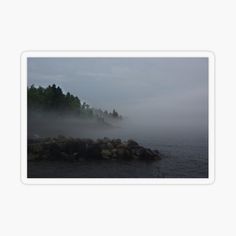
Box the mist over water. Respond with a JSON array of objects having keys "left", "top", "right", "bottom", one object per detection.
[
  {"left": 28, "top": 57, "right": 208, "bottom": 147},
  {"left": 28, "top": 112, "right": 208, "bottom": 178},
  {"left": 28, "top": 111, "right": 207, "bottom": 147},
  {"left": 27, "top": 57, "right": 208, "bottom": 178}
]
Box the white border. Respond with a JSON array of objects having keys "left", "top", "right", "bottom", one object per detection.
[{"left": 21, "top": 51, "right": 215, "bottom": 185}]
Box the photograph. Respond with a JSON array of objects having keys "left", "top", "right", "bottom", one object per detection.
[
  {"left": 3, "top": 1, "right": 236, "bottom": 235},
  {"left": 24, "top": 52, "right": 210, "bottom": 180}
]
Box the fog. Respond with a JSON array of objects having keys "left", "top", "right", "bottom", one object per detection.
[
  {"left": 28, "top": 57, "right": 208, "bottom": 146},
  {"left": 28, "top": 111, "right": 122, "bottom": 138}
]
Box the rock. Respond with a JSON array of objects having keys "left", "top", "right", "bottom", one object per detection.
[
  {"left": 63, "top": 141, "right": 75, "bottom": 154},
  {"left": 154, "top": 155, "right": 161, "bottom": 160},
  {"left": 127, "top": 139, "right": 139, "bottom": 148},
  {"left": 154, "top": 150, "right": 160, "bottom": 155},
  {"left": 27, "top": 137, "right": 161, "bottom": 162},
  {"left": 28, "top": 153, "right": 39, "bottom": 161},
  {"left": 86, "top": 143, "right": 101, "bottom": 159},
  {"left": 107, "top": 142, "right": 113, "bottom": 149},
  {"left": 100, "top": 143, "right": 107, "bottom": 149},
  {"left": 112, "top": 139, "right": 121, "bottom": 146},
  {"left": 103, "top": 137, "right": 110, "bottom": 143},
  {"left": 33, "top": 134, "right": 40, "bottom": 139},
  {"left": 144, "top": 149, "right": 156, "bottom": 160},
  {"left": 124, "top": 149, "right": 132, "bottom": 159},
  {"left": 133, "top": 155, "right": 139, "bottom": 160},
  {"left": 96, "top": 138, "right": 103, "bottom": 144},
  {"left": 111, "top": 153, "right": 118, "bottom": 159},
  {"left": 117, "top": 143, "right": 127, "bottom": 149},
  {"left": 28, "top": 143, "right": 42, "bottom": 154},
  {"left": 135, "top": 147, "right": 145, "bottom": 157},
  {"left": 116, "top": 148, "right": 125, "bottom": 157},
  {"left": 57, "top": 135, "right": 67, "bottom": 141},
  {"left": 116, "top": 138, "right": 121, "bottom": 144},
  {"left": 101, "top": 149, "right": 112, "bottom": 159},
  {"left": 62, "top": 152, "right": 74, "bottom": 161},
  {"left": 111, "top": 148, "right": 117, "bottom": 154}
]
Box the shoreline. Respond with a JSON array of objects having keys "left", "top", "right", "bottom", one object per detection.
[{"left": 28, "top": 136, "right": 161, "bottom": 162}]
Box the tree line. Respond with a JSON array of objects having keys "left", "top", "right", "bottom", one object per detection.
[{"left": 28, "top": 84, "right": 122, "bottom": 120}]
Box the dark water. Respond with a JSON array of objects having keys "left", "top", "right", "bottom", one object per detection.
[
  {"left": 136, "top": 138, "right": 208, "bottom": 178},
  {"left": 28, "top": 142, "right": 208, "bottom": 178}
]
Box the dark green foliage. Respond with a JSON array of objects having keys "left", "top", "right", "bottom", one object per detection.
[
  {"left": 28, "top": 84, "right": 81, "bottom": 111},
  {"left": 28, "top": 84, "right": 122, "bottom": 119}
]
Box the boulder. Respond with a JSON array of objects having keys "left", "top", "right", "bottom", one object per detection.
[
  {"left": 103, "top": 137, "right": 110, "bottom": 143},
  {"left": 117, "top": 143, "right": 127, "bottom": 149},
  {"left": 116, "top": 148, "right": 125, "bottom": 157},
  {"left": 86, "top": 143, "right": 101, "bottom": 159},
  {"left": 28, "top": 137, "right": 161, "bottom": 162},
  {"left": 111, "top": 153, "right": 118, "bottom": 159},
  {"left": 112, "top": 139, "right": 121, "bottom": 146},
  {"left": 107, "top": 142, "right": 113, "bottom": 149},
  {"left": 127, "top": 139, "right": 139, "bottom": 148},
  {"left": 101, "top": 149, "right": 112, "bottom": 159}
]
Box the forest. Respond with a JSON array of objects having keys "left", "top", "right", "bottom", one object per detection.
[{"left": 28, "top": 84, "right": 122, "bottom": 120}]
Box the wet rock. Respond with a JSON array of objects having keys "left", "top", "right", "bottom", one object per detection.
[
  {"left": 116, "top": 148, "right": 125, "bottom": 157},
  {"left": 28, "top": 153, "right": 40, "bottom": 161},
  {"left": 57, "top": 135, "right": 67, "bottom": 141},
  {"left": 86, "top": 143, "right": 101, "bottom": 159},
  {"left": 135, "top": 147, "right": 145, "bottom": 158},
  {"left": 124, "top": 149, "right": 132, "bottom": 159},
  {"left": 112, "top": 154, "right": 118, "bottom": 159},
  {"left": 154, "top": 150, "right": 160, "bottom": 156},
  {"left": 101, "top": 149, "right": 112, "bottom": 159},
  {"left": 132, "top": 154, "right": 139, "bottom": 160},
  {"left": 107, "top": 142, "right": 113, "bottom": 149},
  {"left": 28, "top": 137, "right": 161, "bottom": 162},
  {"left": 144, "top": 149, "right": 156, "bottom": 160},
  {"left": 103, "top": 137, "right": 110, "bottom": 143},
  {"left": 111, "top": 148, "right": 117, "bottom": 154},
  {"left": 96, "top": 138, "right": 103, "bottom": 144},
  {"left": 117, "top": 143, "right": 127, "bottom": 149},
  {"left": 127, "top": 139, "right": 139, "bottom": 148},
  {"left": 111, "top": 139, "right": 121, "bottom": 147}
]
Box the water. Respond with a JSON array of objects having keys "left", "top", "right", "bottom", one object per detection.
[
  {"left": 136, "top": 137, "right": 208, "bottom": 178},
  {"left": 28, "top": 138, "right": 208, "bottom": 178},
  {"left": 28, "top": 117, "right": 208, "bottom": 178}
]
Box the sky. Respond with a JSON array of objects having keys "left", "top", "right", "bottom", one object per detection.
[{"left": 28, "top": 57, "right": 208, "bottom": 144}]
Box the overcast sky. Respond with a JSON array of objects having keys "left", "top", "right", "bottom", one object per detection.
[{"left": 28, "top": 57, "right": 208, "bottom": 143}]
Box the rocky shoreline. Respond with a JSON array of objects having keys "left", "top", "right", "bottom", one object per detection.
[{"left": 28, "top": 136, "right": 161, "bottom": 162}]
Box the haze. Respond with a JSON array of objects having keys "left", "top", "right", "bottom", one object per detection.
[{"left": 28, "top": 57, "right": 208, "bottom": 146}]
